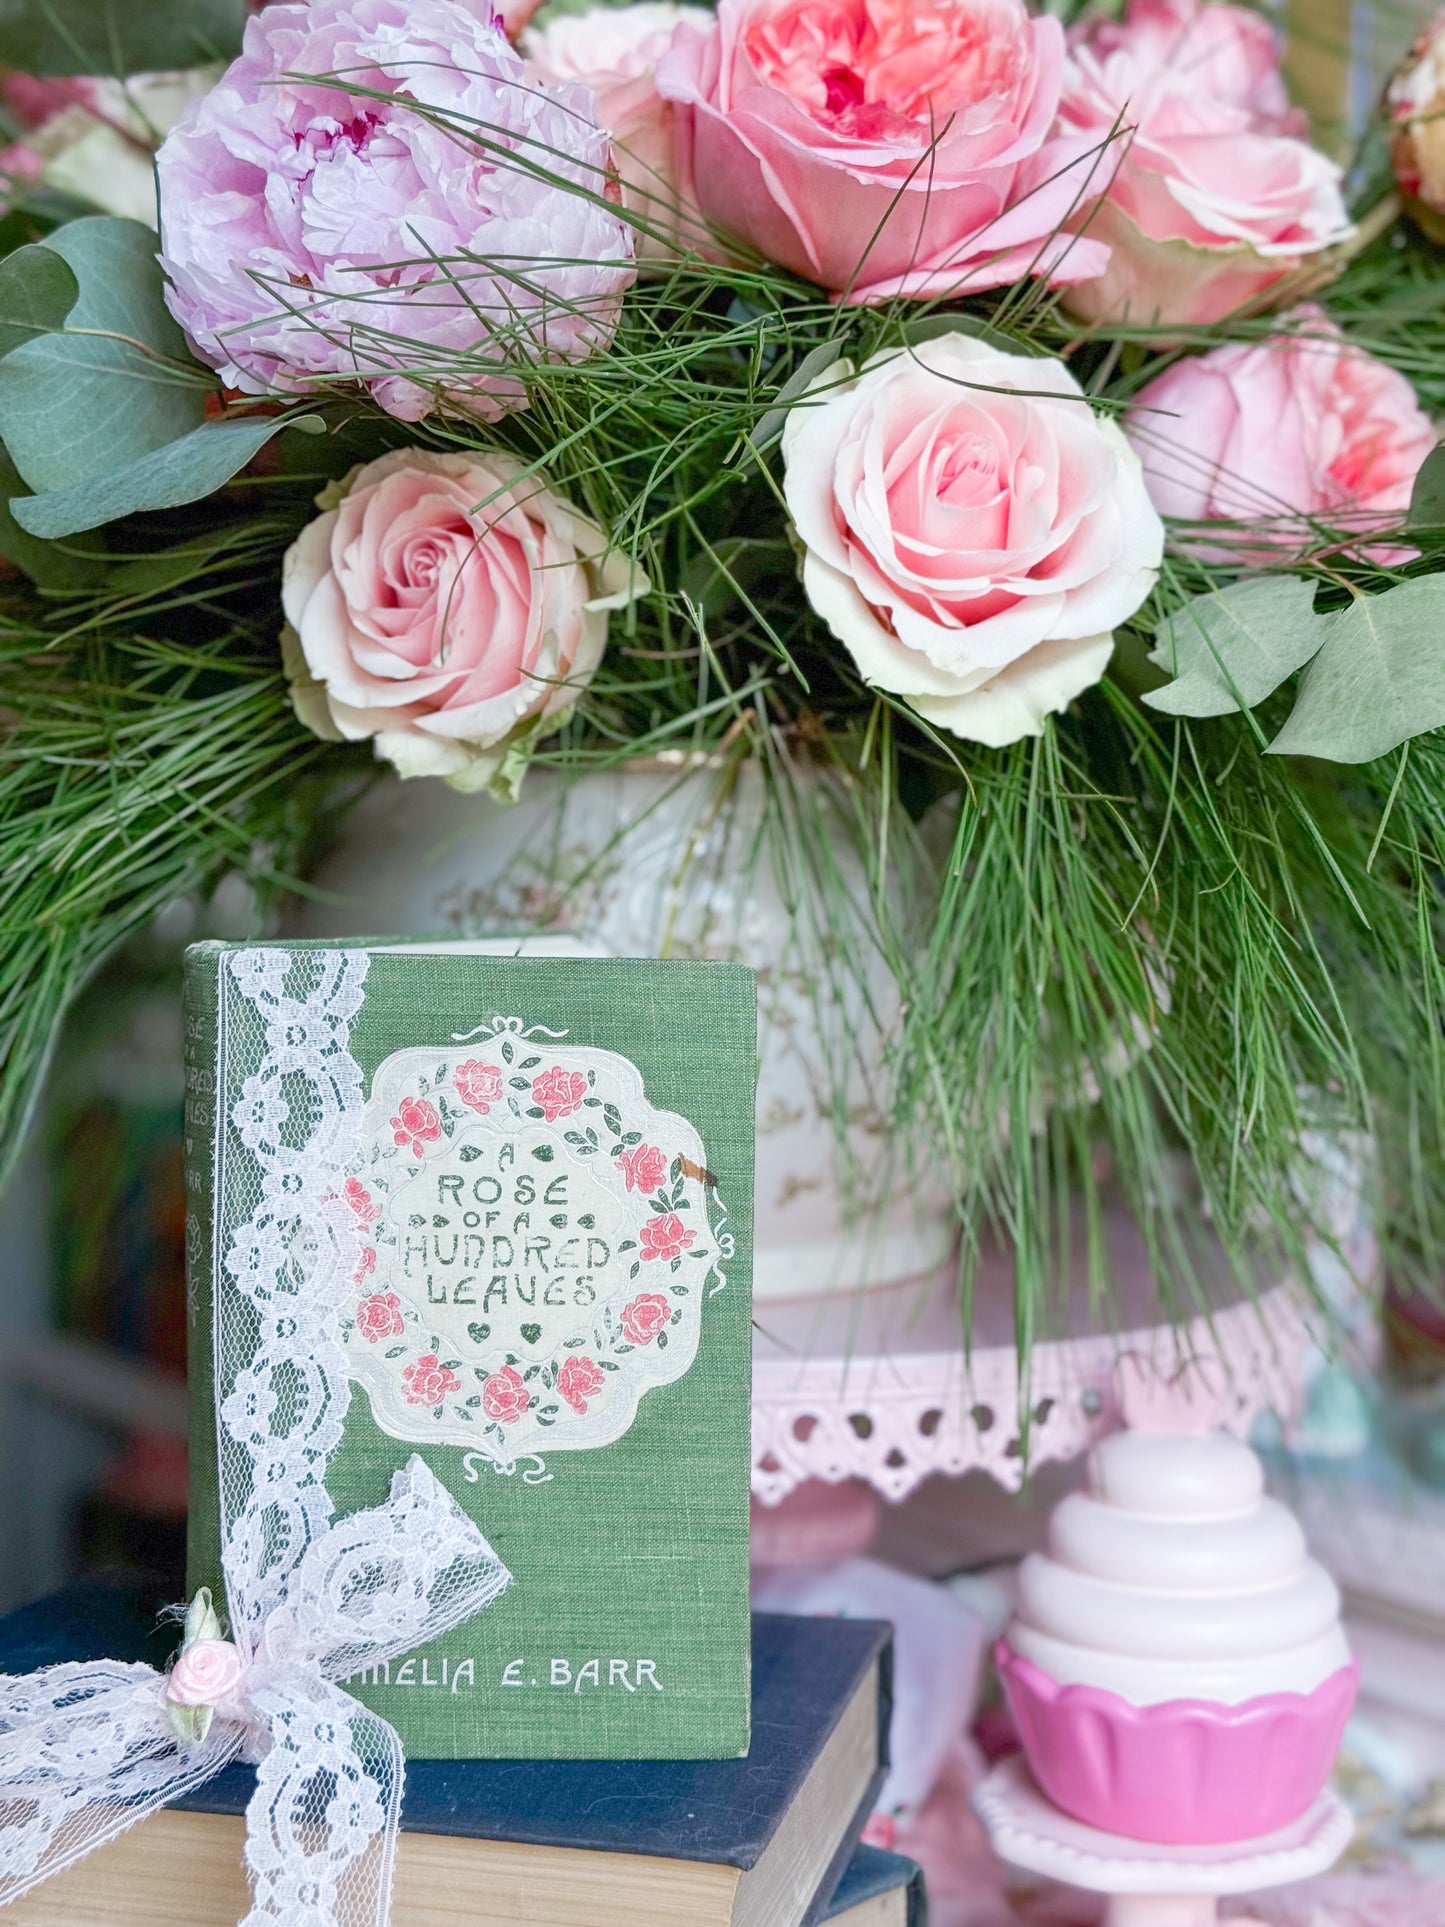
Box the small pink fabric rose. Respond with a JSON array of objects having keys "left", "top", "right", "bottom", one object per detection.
[
  {"left": 1059, "top": 0, "right": 1352, "bottom": 327},
  {"left": 356, "top": 1292, "right": 405, "bottom": 1343},
  {"left": 621, "top": 1291, "right": 673, "bottom": 1343},
  {"left": 167, "top": 1639, "right": 244, "bottom": 1709},
  {"left": 557, "top": 1354, "right": 606, "bottom": 1414},
  {"left": 454, "top": 1060, "right": 505, "bottom": 1113},
  {"left": 654, "top": 0, "right": 1110, "bottom": 303},
  {"left": 391, "top": 1095, "right": 442, "bottom": 1156},
  {"left": 155, "top": 0, "right": 634, "bottom": 421},
  {"left": 525, "top": 5, "right": 713, "bottom": 259},
  {"left": 282, "top": 450, "right": 642, "bottom": 792},
  {"left": 403, "top": 1353, "right": 463, "bottom": 1406},
  {"left": 638, "top": 1213, "right": 695, "bottom": 1262},
  {"left": 617, "top": 1143, "right": 669, "bottom": 1193},
  {"left": 343, "top": 1176, "right": 381, "bottom": 1225},
  {"left": 782, "top": 333, "right": 1163, "bottom": 748},
  {"left": 533, "top": 1066, "right": 589, "bottom": 1121},
  {"left": 1125, "top": 308, "right": 1436, "bottom": 561},
  {"left": 353, "top": 1245, "right": 377, "bottom": 1287},
  {"left": 481, "top": 1364, "right": 532, "bottom": 1423}
]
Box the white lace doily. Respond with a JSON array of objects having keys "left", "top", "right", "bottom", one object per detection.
[{"left": 751, "top": 1207, "right": 1320, "bottom": 1505}]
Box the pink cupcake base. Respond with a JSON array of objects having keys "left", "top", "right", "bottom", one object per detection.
[{"left": 996, "top": 1641, "right": 1359, "bottom": 1846}]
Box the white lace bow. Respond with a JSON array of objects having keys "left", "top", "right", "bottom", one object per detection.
[{"left": 0, "top": 950, "right": 511, "bottom": 1925}]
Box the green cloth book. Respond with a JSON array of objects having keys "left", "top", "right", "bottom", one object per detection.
[{"left": 184, "top": 941, "right": 756, "bottom": 1760}]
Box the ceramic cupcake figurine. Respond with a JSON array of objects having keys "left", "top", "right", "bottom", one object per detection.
[{"left": 997, "top": 1355, "right": 1358, "bottom": 1845}]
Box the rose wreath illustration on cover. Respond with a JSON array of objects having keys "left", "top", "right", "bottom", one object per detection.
[{"left": 338, "top": 1017, "right": 730, "bottom": 1461}]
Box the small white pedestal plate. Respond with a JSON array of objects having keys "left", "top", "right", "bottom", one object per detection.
[{"left": 973, "top": 1754, "right": 1353, "bottom": 1927}]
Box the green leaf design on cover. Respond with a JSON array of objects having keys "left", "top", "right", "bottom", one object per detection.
[{"left": 1145, "top": 576, "right": 1323, "bottom": 718}]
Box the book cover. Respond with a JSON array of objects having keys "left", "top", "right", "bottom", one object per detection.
[
  {"left": 184, "top": 943, "right": 756, "bottom": 1760},
  {"left": 822, "top": 1846, "right": 924, "bottom": 1924}
]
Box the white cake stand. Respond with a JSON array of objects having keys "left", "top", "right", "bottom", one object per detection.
[{"left": 973, "top": 1753, "right": 1353, "bottom": 1927}]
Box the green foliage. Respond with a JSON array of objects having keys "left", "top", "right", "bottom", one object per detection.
[
  {"left": 0, "top": 241, "right": 77, "bottom": 359},
  {"left": 1147, "top": 577, "right": 1321, "bottom": 718},
  {"left": 0, "top": 0, "right": 242, "bottom": 76}
]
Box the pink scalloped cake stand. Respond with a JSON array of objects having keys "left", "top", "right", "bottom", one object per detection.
[
  {"left": 973, "top": 1752, "right": 1353, "bottom": 1927},
  {"left": 750, "top": 1202, "right": 1320, "bottom": 1504}
]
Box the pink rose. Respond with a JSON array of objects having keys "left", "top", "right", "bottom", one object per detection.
[
  {"left": 526, "top": 5, "right": 714, "bottom": 259},
  {"left": 390, "top": 1095, "right": 441, "bottom": 1157},
  {"left": 481, "top": 1364, "right": 532, "bottom": 1424},
  {"left": 620, "top": 1291, "right": 673, "bottom": 1343},
  {"left": 1059, "top": 0, "right": 1352, "bottom": 327},
  {"left": 1388, "top": 14, "right": 1445, "bottom": 246},
  {"left": 654, "top": 0, "right": 1109, "bottom": 303},
  {"left": 356, "top": 1292, "right": 405, "bottom": 1343},
  {"left": 1125, "top": 308, "right": 1436, "bottom": 561},
  {"left": 343, "top": 1176, "right": 381, "bottom": 1225},
  {"left": 454, "top": 1060, "right": 505, "bottom": 1113},
  {"left": 557, "top": 1354, "right": 607, "bottom": 1414},
  {"left": 402, "top": 1353, "right": 462, "bottom": 1406},
  {"left": 353, "top": 1245, "right": 377, "bottom": 1287},
  {"left": 167, "top": 1638, "right": 244, "bottom": 1709},
  {"left": 638, "top": 1214, "right": 695, "bottom": 1263},
  {"left": 617, "top": 1143, "right": 669, "bottom": 1193},
  {"left": 499, "top": 0, "right": 544, "bottom": 41},
  {"left": 283, "top": 450, "right": 643, "bottom": 792},
  {"left": 533, "top": 1066, "right": 589, "bottom": 1121},
  {"left": 782, "top": 334, "right": 1162, "bottom": 748}
]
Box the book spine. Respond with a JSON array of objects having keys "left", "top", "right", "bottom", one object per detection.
[{"left": 182, "top": 944, "right": 224, "bottom": 1604}]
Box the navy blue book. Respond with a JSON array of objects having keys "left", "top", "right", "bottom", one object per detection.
[
  {"left": 824, "top": 1844, "right": 926, "bottom": 1925},
  {"left": 0, "top": 1580, "right": 891, "bottom": 1927}
]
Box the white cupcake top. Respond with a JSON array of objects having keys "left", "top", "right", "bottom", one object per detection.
[{"left": 1006, "top": 1359, "right": 1351, "bottom": 1705}]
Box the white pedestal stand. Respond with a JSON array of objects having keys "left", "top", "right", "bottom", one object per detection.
[{"left": 973, "top": 1754, "right": 1353, "bottom": 1927}]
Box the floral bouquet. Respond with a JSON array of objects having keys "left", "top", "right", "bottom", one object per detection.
[{"left": 4, "top": 0, "right": 1445, "bottom": 1336}]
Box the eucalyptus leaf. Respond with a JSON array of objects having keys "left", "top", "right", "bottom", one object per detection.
[
  {"left": 11, "top": 413, "right": 320, "bottom": 538},
  {"left": 750, "top": 339, "right": 847, "bottom": 451},
  {"left": 1145, "top": 576, "right": 1324, "bottom": 717},
  {"left": 0, "top": 243, "right": 78, "bottom": 360},
  {"left": 0, "top": 0, "right": 243, "bottom": 76},
  {"left": 1406, "top": 441, "right": 1445, "bottom": 533},
  {"left": 1268, "top": 577, "right": 1445, "bottom": 763},
  {"left": 0, "top": 216, "right": 209, "bottom": 497}
]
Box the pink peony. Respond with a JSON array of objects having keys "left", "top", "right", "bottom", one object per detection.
[
  {"left": 283, "top": 450, "right": 641, "bottom": 790},
  {"left": 620, "top": 1291, "right": 673, "bottom": 1342},
  {"left": 402, "top": 1352, "right": 462, "bottom": 1406},
  {"left": 617, "top": 1142, "right": 669, "bottom": 1193},
  {"left": 481, "top": 1364, "right": 532, "bottom": 1423},
  {"left": 654, "top": 0, "right": 1110, "bottom": 303},
  {"left": 526, "top": 4, "right": 713, "bottom": 260},
  {"left": 154, "top": 0, "right": 635, "bottom": 422},
  {"left": 453, "top": 1060, "right": 505, "bottom": 1113},
  {"left": 355, "top": 1291, "right": 404, "bottom": 1342},
  {"left": 533, "top": 1066, "right": 589, "bottom": 1121},
  {"left": 782, "top": 333, "right": 1162, "bottom": 748},
  {"left": 1059, "top": 0, "right": 1352, "bottom": 327},
  {"left": 167, "top": 1639, "right": 245, "bottom": 1709},
  {"left": 557, "top": 1354, "right": 606, "bottom": 1414},
  {"left": 1125, "top": 309, "right": 1437, "bottom": 560},
  {"left": 390, "top": 1095, "right": 442, "bottom": 1155},
  {"left": 638, "top": 1213, "right": 694, "bottom": 1263}
]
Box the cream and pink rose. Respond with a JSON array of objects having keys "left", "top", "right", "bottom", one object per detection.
[
  {"left": 167, "top": 1638, "right": 244, "bottom": 1710},
  {"left": 525, "top": 5, "right": 713, "bottom": 258},
  {"left": 782, "top": 333, "right": 1163, "bottom": 748},
  {"left": 621, "top": 1291, "right": 674, "bottom": 1343},
  {"left": 282, "top": 450, "right": 643, "bottom": 793},
  {"left": 1125, "top": 309, "right": 1437, "bottom": 560},
  {"left": 1058, "top": 0, "right": 1352, "bottom": 327},
  {"left": 1388, "top": 12, "right": 1445, "bottom": 246},
  {"left": 481, "top": 1364, "right": 532, "bottom": 1424},
  {"left": 654, "top": 0, "right": 1109, "bottom": 303}
]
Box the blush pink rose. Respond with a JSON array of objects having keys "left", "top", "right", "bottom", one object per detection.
[
  {"left": 167, "top": 1639, "right": 244, "bottom": 1709},
  {"left": 1388, "top": 13, "right": 1445, "bottom": 246},
  {"left": 390, "top": 1095, "right": 441, "bottom": 1156},
  {"left": 533, "top": 1066, "right": 589, "bottom": 1121},
  {"left": 356, "top": 1292, "right": 405, "bottom": 1343},
  {"left": 481, "top": 1364, "right": 532, "bottom": 1423},
  {"left": 1059, "top": 0, "right": 1352, "bottom": 327},
  {"left": 782, "top": 333, "right": 1163, "bottom": 748},
  {"left": 526, "top": 5, "right": 714, "bottom": 259},
  {"left": 1125, "top": 308, "right": 1437, "bottom": 561},
  {"left": 454, "top": 1060, "right": 505, "bottom": 1113},
  {"left": 557, "top": 1354, "right": 606, "bottom": 1414},
  {"left": 617, "top": 1142, "right": 669, "bottom": 1193},
  {"left": 282, "top": 450, "right": 644, "bottom": 792},
  {"left": 654, "top": 0, "right": 1110, "bottom": 303},
  {"left": 403, "top": 1353, "right": 462, "bottom": 1406},
  {"left": 638, "top": 1214, "right": 695, "bottom": 1263},
  {"left": 621, "top": 1291, "right": 673, "bottom": 1343}
]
